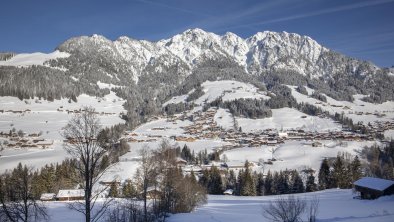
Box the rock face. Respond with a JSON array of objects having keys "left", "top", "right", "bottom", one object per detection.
[{"left": 56, "top": 28, "right": 378, "bottom": 83}]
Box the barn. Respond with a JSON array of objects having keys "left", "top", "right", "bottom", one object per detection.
[{"left": 354, "top": 177, "right": 394, "bottom": 199}]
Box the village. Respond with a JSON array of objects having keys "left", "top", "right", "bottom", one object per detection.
[
  {"left": 125, "top": 107, "right": 394, "bottom": 149},
  {"left": 0, "top": 131, "right": 54, "bottom": 149}
]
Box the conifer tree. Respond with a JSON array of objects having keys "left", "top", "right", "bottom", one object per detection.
[
  {"left": 306, "top": 174, "right": 317, "bottom": 192},
  {"left": 290, "top": 171, "right": 305, "bottom": 194},
  {"left": 109, "top": 183, "right": 119, "bottom": 198},
  {"left": 318, "top": 158, "right": 330, "bottom": 190},
  {"left": 122, "top": 180, "right": 136, "bottom": 198},
  {"left": 264, "top": 171, "right": 273, "bottom": 195},
  {"left": 208, "top": 166, "right": 223, "bottom": 194},
  {"left": 350, "top": 155, "right": 362, "bottom": 183},
  {"left": 240, "top": 161, "right": 256, "bottom": 196},
  {"left": 332, "top": 155, "right": 349, "bottom": 188},
  {"left": 256, "top": 172, "right": 265, "bottom": 196}
]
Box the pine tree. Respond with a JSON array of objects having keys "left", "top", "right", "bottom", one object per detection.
[
  {"left": 122, "top": 180, "right": 136, "bottom": 198},
  {"left": 240, "top": 161, "right": 256, "bottom": 196},
  {"left": 290, "top": 171, "right": 305, "bottom": 193},
  {"left": 208, "top": 166, "right": 223, "bottom": 194},
  {"left": 332, "top": 155, "right": 348, "bottom": 188},
  {"left": 227, "top": 170, "right": 236, "bottom": 190},
  {"left": 350, "top": 155, "right": 362, "bottom": 183},
  {"left": 318, "top": 158, "right": 330, "bottom": 190},
  {"left": 236, "top": 169, "right": 244, "bottom": 196},
  {"left": 264, "top": 171, "right": 273, "bottom": 195},
  {"left": 109, "top": 182, "right": 119, "bottom": 197},
  {"left": 306, "top": 174, "right": 317, "bottom": 192},
  {"left": 276, "top": 171, "right": 290, "bottom": 194},
  {"left": 256, "top": 172, "right": 265, "bottom": 196}
]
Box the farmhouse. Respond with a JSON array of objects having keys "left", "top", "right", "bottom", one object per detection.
[
  {"left": 56, "top": 189, "right": 85, "bottom": 201},
  {"left": 176, "top": 157, "right": 187, "bottom": 167},
  {"left": 144, "top": 186, "right": 161, "bottom": 200},
  {"left": 354, "top": 177, "right": 394, "bottom": 199}
]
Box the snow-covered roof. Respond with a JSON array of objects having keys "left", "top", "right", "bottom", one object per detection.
[
  {"left": 57, "top": 189, "right": 85, "bottom": 198},
  {"left": 40, "top": 193, "right": 56, "bottom": 200},
  {"left": 354, "top": 177, "right": 394, "bottom": 191},
  {"left": 223, "top": 189, "right": 233, "bottom": 195}
]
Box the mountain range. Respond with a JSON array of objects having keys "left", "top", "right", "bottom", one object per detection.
[{"left": 0, "top": 28, "right": 393, "bottom": 127}]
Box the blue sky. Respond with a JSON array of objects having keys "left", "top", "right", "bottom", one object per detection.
[{"left": 1, "top": 0, "right": 393, "bottom": 67}]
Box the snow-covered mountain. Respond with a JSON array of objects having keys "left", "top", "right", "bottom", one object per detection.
[
  {"left": 1, "top": 28, "right": 393, "bottom": 121},
  {"left": 54, "top": 28, "right": 378, "bottom": 82}
]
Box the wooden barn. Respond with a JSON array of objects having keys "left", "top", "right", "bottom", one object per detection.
[{"left": 354, "top": 177, "right": 394, "bottom": 199}]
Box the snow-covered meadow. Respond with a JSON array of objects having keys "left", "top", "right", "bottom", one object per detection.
[
  {"left": 0, "top": 92, "right": 126, "bottom": 172},
  {"left": 39, "top": 189, "right": 394, "bottom": 222},
  {"left": 237, "top": 107, "right": 341, "bottom": 132},
  {"left": 287, "top": 85, "right": 394, "bottom": 124},
  {"left": 168, "top": 189, "right": 394, "bottom": 222}
]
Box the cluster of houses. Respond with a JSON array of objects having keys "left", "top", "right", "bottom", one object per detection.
[
  {"left": 124, "top": 108, "right": 386, "bottom": 149},
  {"left": 40, "top": 189, "right": 85, "bottom": 201},
  {"left": 0, "top": 109, "right": 31, "bottom": 114},
  {"left": 175, "top": 108, "right": 377, "bottom": 149},
  {"left": 56, "top": 106, "right": 116, "bottom": 116},
  {"left": 367, "top": 120, "right": 394, "bottom": 134},
  {"left": 0, "top": 131, "right": 53, "bottom": 149}
]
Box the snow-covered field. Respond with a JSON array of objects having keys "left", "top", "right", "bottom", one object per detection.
[
  {"left": 288, "top": 85, "right": 394, "bottom": 124},
  {"left": 214, "top": 108, "right": 234, "bottom": 130},
  {"left": 169, "top": 189, "right": 394, "bottom": 222},
  {"left": 39, "top": 189, "right": 394, "bottom": 222},
  {"left": 0, "top": 92, "right": 126, "bottom": 172},
  {"left": 222, "top": 140, "right": 378, "bottom": 172},
  {"left": 237, "top": 107, "right": 341, "bottom": 132}
]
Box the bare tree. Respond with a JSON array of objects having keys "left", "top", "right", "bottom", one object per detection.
[
  {"left": 62, "top": 106, "right": 112, "bottom": 222},
  {"left": 134, "top": 145, "right": 157, "bottom": 222},
  {"left": 258, "top": 158, "right": 266, "bottom": 175},
  {"left": 268, "top": 146, "right": 279, "bottom": 160},
  {"left": 263, "top": 195, "right": 306, "bottom": 222},
  {"left": 307, "top": 196, "right": 319, "bottom": 222},
  {"left": 0, "top": 163, "right": 48, "bottom": 222}
]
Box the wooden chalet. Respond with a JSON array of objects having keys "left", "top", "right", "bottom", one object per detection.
[
  {"left": 145, "top": 186, "right": 161, "bottom": 200},
  {"left": 354, "top": 177, "right": 394, "bottom": 199}
]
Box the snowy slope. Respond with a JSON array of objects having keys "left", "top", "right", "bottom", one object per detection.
[
  {"left": 0, "top": 50, "right": 70, "bottom": 67},
  {"left": 163, "top": 80, "right": 270, "bottom": 106},
  {"left": 0, "top": 93, "right": 126, "bottom": 172},
  {"left": 237, "top": 107, "right": 341, "bottom": 132},
  {"left": 221, "top": 140, "right": 378, "bottom": 173},
  {"left": 287, "top": 85, "right": 394, "bottom": 124}
]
